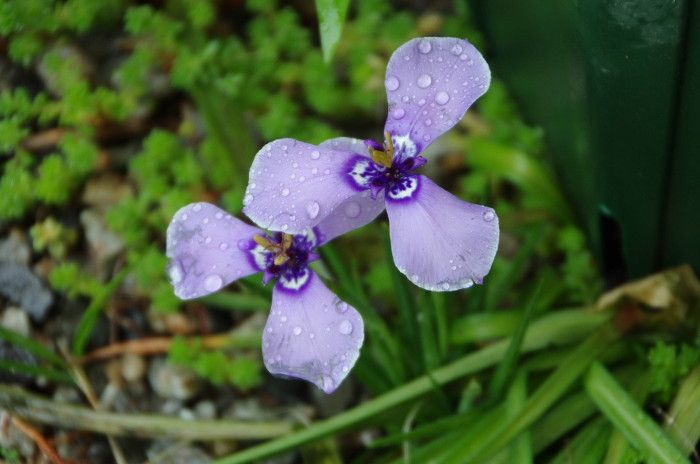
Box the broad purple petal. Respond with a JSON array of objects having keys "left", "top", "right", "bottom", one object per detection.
[
  {"left": 384, "top": 37, "right": 490, "bottom": 157},
  {"left": 316, "top": 137, "right": 387, "bottom": 243},
  {"left": 243, "top": 139, "right": 362, "bottom": 234},
  {"left": 385, "top": 176, "right": 499, "bottom": 291},
  {"left": 166, "top": 202, "right": 263, "bottom": 299},
  {"left": 263, "top": 271, "right": 364, "bottom": 393}
]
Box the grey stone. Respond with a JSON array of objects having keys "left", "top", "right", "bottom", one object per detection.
[
  {"left": 0, "top": 230, "right": 30, "bottom": 265},
  {"left": 0, "top": 263, "right": 53, "bottom": 322},
  {"left": 148, "top": 358, "right": 201, "bottom": 400}
]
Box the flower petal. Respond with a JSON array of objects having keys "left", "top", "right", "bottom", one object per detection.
[
  {"left": 243, "top": 138, "right": 362, "bottom": 234},
  {"left": 263, "top": 271, "right": 364, "bottom": 393},
  {"left": 313, "top": 137, "right": 386, "bottom": 243},
  {"left": 385, "top": 176, "right": 499, "bottom": 291},
  {"left": 166, "top": 202, "right": 264, "bottom": 299},
  {"left": 384, "top": 37, "right": 490, "bottom": 157}
]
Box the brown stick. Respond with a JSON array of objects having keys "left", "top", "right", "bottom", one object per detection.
[
  {"left": 11, "top": 416, "right": 68, "bottom": 464},
  {"left": 80, "top": 333, "right": 231, "bottom": 364}
]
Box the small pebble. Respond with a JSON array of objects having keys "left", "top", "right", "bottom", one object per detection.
[
  {"left": 0, "top": 230, "right": 30, "bottom": 265},
  {"left": 0, "top": 307, "right": 30, "bottom": 336},
  {"left": 149, "top": 358, "right": 201, "bottom": 400},
  {"left": 0, "top": 263, "right": 53, "bottom": 322},
  {"left": 121, "top": 353, "right": 147, "bottom": 382}
]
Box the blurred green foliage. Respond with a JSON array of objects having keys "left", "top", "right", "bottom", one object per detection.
[{"left": 1, "top": 1, "right": 697, "bottom": 461}]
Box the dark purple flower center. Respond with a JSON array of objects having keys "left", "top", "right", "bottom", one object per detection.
[{"left": 247, "top": 229, "right": 321, "bottom": 292}]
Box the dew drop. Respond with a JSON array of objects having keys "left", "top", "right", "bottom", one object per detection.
[
  {"left": 281, "top": 224, "right": 289, "bottom": 231},
  {"left": 193, "top": 204, "right": 202, "bottom": 212},
  {"left": 281, "top": 188, "right": 290, "bottom": 197},
  {"left": 338, "top": 320, "right": 353, "bottom": 335},
  {"left": 385, "top": 75, "right": 400, "bottom": 91},
  {"left": 293, "top": 326, "right": 302, "bottom": 336},
  {"left": 483, "top": 210, "right": 495, "bottom": 222},
  {"left": 322, "top": 375, "right": 334, "bottom": 391},
  {"left": 418, "top": 39, "right": 432, "bottom": 54},
  {"left": 280, "top": 315, "right": 287, "bottom": 322},
  {"left": 417, "top": 74, "right": 432, "bottom": 88},
  {"left": 335, "top": 300, "right": 348, "bottom": 313},
  {"left": 435, "top": 91, "right": 450, "bottom": 105},
  {"left": 401, "top": 95, "right": 409, "bottom": 103},
  {"left": 215, "top": 212, "right": 223, "bottom": 219},
  {"left": 219, "top": 242, "right": 229, "bottom": 250},
  {"left": 311, "top": 167, "right": 318, "bottom": 175},
  {"left": 243, "top": 195, "right": 253, "bottom": 206},
  {"left": 298, "top": 176, "right": 306, "bottom": 183},
  {"left": 292, "top": 162, "right": 298, "bottom": 168},
  {"left": 451, "top": 44, "right": 463, "bottom": 55},
  {"left": 168, "top": 263, "right": 183, "bottom": 285},
  {"left": 418, "top": 98, "right": 426, "bottom": 106},
  {"left": 392, "top": 108, "right": 405, "bottom": 119},
  {"left": 204, "top": 236, "right": 212, "bottom": 244},
  {"left": 237, "top": 239, "right": 250, "bottom": 250},
  {"left": 311, "top": 150, "right": 320, "bottom": 160},
  {"left": 180, "top": 213, "right": 188, "bottom": 221},
  {"left": 344, "top": 201, "right": 361, "bottom": 218},
  {"left": 203, "top": 274, "right": 223, "bottom": 292},
  {"left": 441, "top": 282, "right": 451, "bottom": 291},
  {"left": 425, "top": 119, "right": 432, "bottom": 126},
  {"left": 305, "top": 201, "right": 320, "bottom": 219}
]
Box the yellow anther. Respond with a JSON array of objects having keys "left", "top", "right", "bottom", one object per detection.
[
  {"left": 368, "top": 131, "right": 395, "bottom": 168},
  {"left": 253, "top": 233, "right": 294, "bottom": 266}
]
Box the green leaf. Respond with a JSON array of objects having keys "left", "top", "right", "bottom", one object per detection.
[
  {"left": 315, "top": 0, "right": 350, "bottom": 63},
  {"left": 585, "top": 363, "right": 689, "bottom": 464}
]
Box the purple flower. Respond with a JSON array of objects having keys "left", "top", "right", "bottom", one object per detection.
[
  {"left": 243, "top": 37, "right": 499, "bottom": 291},
  {"left": 166, "top": 202, "right": 364, "bottom": 393}
]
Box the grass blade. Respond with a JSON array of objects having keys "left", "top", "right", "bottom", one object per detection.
[
  {"left": 315, "top": 0, "right": 350, "bottom": 62},
  {"left": 585, "top": 362, "right": 689, "bottom": 464}
]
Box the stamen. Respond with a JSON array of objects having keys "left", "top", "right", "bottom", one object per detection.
[
  {"left": 253, "top": 233, "right": 293, "bottom": 266},
  {"left": 369, "top": 132, "right": 395, "bottom": 168}
]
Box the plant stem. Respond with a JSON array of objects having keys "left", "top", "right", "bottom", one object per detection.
[{"left": 0, "top": 385, "right": 292, "bottom": 440}]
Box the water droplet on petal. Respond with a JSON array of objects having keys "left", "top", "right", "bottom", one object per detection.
[
  {"left": 418, "top": 39, "right": 432, "bottom": 54},
  {"left": 311, "top": 150, "right": 320, "bottom": 160},
  {"left": 204, "top": 236, "right": 212, "bottom": 244},
  {"left": 441, "top": 282, "right": 451, "bottom": 290},
  {"left": 417, "top": 74, "right": 432, "bottom": 88},
  {"left": 281, "top": 188, "right": 290, "bottom": 196},
  {"left": 385, "top": 75, "right": 400, "bottom": 91},
  {"left": 338, "top": 320, "right": 353, "bottom": 335},
  {"left": 281, "top": 224, "right": 289, "bottom": 231},
  {"left": 293, "top": 326, "right": 302, "bottom": 336},
  {"left": 425, "top": 119, "right": 432, "bottom": 126},
  {"left": 322, "top": 375, "right": 334, "bottom": 391},
  {"left": 418, "top": 98, "right": 426, "bottom": 106},
  {"left": 243, "top": 194, "right": 253, "bottom": 206},
  {"left": 280, "top": 315, "right": 287, "bottom": 322},
  {"left": 483, "top": 210, "right": 495, "bottom": 222},
  {"left": 435, "top": 91, "right": 450, "bottom": 105},
  {"left": 204, "top": 274, "right": 223, "bottom": 292},
  {"left": 298, "top": 176, "right": 306, "bottom": 183},
  {"left": 335, "top": 300, "right": 348, "bottom": 313},
  {"left": 344, "top": 201, "right": 361, "bottom": 218},
  {"left": 451, "top": 44, "right": 463, "bottom": 55},
  {"left": 237, "top": 239, "right": 250, "bottom": 250},
  {"left": 168, "top": 262, "right": 183, "bottom": 285},
  {"left": 180, "top": 213, "right": 188, "bottom": 221},
  {"left": 306, "top": 201, "right": 320, "bottom": 219},
  {"left": 392, "top": 108, "right": 405, "bottom": 119},
  {"left": 193, "top": 204, "right": 202, "bottom": 212},
  {"left": 219, "top": 242, "right": 229, "bottom": 250}
]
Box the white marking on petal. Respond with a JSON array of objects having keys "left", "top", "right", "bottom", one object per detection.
[
  {"left": 279, "top": 268, "right": 310, "bottom": 291},
  {"left": 349, "top": 158, "right": 375, "bottom": 188},
  {"left": 250, "top": 244, "right": 271, "bottom": 271},
  {"left": 387, "top": 176, "right": 419, "bottom": 200},
  {"left": 391, "top": 134, "right": 417, "bottom": 158}
]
